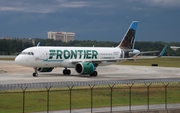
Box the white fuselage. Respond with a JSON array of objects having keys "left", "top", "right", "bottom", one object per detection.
[{"left": 15, "top": 46, "right": 124, "bottom": 68}]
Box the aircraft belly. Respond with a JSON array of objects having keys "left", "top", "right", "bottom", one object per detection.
[
  {"left": 32, "top": 60, "right": 74, "bottom": 68},
  {"left": 43, "top": 62, "right": 62, "bottom": 67}
]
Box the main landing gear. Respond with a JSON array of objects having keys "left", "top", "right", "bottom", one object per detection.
[
  {"left": 33, "top": 67, "right": 38, "bottom": 77},
  {"left": 90, "top": 64, "right": 98, "bottom": 76},
  {"left": 63, "top": 68, "right": 71, "bottom": 75},
  {"left": 90, "top": 71, "right": 98, "bottom": 76}
]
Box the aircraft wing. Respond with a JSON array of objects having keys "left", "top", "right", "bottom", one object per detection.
[
  {"left": 131, "top": 51, "right": 159, "bottom": 58},
  {"left": 134, "top": 45, "right": 167, "bottom": 57},
  {"left": 136, "top": 51, "right": 159, "bottom": 55}
]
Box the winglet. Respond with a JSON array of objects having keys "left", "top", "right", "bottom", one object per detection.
[
  {"left": 158, "top": 45, "right": 167, "bottom": 57},
  {"left": 37, "top": 42, "right": 40, "bottom": 47}
]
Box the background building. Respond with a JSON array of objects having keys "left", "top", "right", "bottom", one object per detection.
[
  {"left": 48, "top": 32, "right": 75, "bottom": 42},
  {"left": 170, "top": 46, "right": 180, "bottom": 51},
  {"left": 1, "top": 36, "right": 35, "bottom": 46},
  {"left": 1, "top": 36, "right": 11, "bottom": 39}
]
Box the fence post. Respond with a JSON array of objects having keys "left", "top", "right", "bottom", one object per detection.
[
  {"left": 89, "top": 84, "right": 95, "bottom": 113},
  {"left": 45, "top": 86, "right": 52, "bottom": 113},
  {"left": 67, "top": 85, "right": 74, "bottom": 113},
  {"left": 108, "top": 84, "right": 115, "bottom": 113},
  {"left": 162, "top": 83, "right": 169, "bottom": 110},
  {"left": 21, "top": 87, "right": 27, "bottom": 113},
  {"left": 145, "top": 83, "right": 152, "bottom": 110},
  {"left": 127, "top": 83, "right": 134, "bottom": 111}
]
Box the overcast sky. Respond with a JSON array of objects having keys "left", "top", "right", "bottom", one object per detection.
[{"left": 0, "top": 0, "right": 180, "bottom": 42}]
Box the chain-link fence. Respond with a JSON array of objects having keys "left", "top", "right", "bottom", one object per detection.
[{"left": 0, "top": 79, "right": 180, "bottom": 113}]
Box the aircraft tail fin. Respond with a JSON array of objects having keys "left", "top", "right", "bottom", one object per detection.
[
  {"left": 118, "top": 21, "right": 138, "bottom": 50},
  {"left": 37, "top": 42, "right": 40, "bottom": 47},
  {"left": 158, "top": 45, "right": 167, "bottom": 57}
]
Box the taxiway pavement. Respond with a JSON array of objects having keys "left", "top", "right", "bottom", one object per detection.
[{"left": 0, "top": 60, "right": 180, "bottom": 84}]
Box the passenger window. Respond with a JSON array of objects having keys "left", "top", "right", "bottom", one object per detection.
[
  {"left": 31, "top": 52, "right": 34, "bottom": 55},
  {"left": 28, "top": 52, "right": 31, "bottom": 55}
]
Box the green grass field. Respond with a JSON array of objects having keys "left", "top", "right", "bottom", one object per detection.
[
  {"left": 0, "top": 58, "right": 14, "bottom": 61},
  {"left": 0, "top": 84, "right": 180, "bottom": 113}
]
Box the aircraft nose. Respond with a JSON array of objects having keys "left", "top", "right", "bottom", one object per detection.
[
  {"left": 15, "top": 55, "right": 32, "bottom": 66},
  {"left": 15, "top": 55, "right": 21, "bottom": 64}
]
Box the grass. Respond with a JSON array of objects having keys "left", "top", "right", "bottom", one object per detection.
[
  {"left": 0, "top": 58, "right": 14, "bottom": 61},
  {"left": 119, "top": 57, "right": 180, "bottom": 67},
  {"left": 0, "top": 84, "right": 180, "bottom": 113}
]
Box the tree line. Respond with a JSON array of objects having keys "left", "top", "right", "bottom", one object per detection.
[{"left": 0, "top": 38, "right": 180, "bottom": 56}]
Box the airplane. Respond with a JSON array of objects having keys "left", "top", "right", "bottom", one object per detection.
[
  {"left": 170, "top": 46, "right": 180, "bottom": 51},
  {"left": 15, "top": 21, "right": 166, "bottom": 77}
]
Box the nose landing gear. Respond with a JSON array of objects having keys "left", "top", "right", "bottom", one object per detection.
[{"left": 33, "top": 67, "right": 38, "bottom": 77}]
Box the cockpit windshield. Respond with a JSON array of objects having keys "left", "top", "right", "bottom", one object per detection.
[{"left": 21, "top": 52, "right": 34, "bottom": 55}]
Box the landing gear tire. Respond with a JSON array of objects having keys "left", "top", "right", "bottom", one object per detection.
[
  {"left": 63, "top": 69, "right": 71, "bottom": 75},
  {"left": 33, "top": 73, "right": 38, "bottom": 77},
  {"left": 33, "top": 67, "right": 38, "bottom": 77},
  {"left": 67, "top": 70, "right": 71, "bottom": 75},
  {"left": 90, "top": 71, "right": 98, "bottom": 76}
]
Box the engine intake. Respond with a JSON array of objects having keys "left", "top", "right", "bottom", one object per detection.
[{"left": 75, "top": 62, "right": 95, "bottom": 74}]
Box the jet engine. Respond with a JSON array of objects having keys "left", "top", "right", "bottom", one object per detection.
[
  {"left": 75, "top": 62, "right": 95, "bottom": 74},
  {"left": 129, "top": 49, "right": 140, "bottom": 57},
  {"left": 123, "top": 49, "right": 140, "bottom": 58},
  {"left": 37, "top": 67, "right": 54, "bottom": 72}
]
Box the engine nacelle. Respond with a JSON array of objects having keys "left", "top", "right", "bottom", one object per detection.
[
  {"left": 129, "top": 49, "right": 140, "bottom": 57},
  {"left": 75, "top": 62, "right": 95, "bottom": 74},
  {"left": 38, "top": 67, "right": 54, "bottom": 72}
]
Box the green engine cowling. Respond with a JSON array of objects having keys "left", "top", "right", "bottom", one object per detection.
[
  {"left": 75, "top": 62, "right": 95, "bottom": 74},
  {"left": 38, "top": 67, "right": 54, "bottom": 72}
]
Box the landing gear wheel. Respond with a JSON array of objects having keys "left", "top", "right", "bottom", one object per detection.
[
  {"left": 33, "top": 73, "right": 38, "bottom": 77},
  {"left": 67, "top": 70, "right": 71, "bottom": 75},
  {"left": 63, "top": 68, "right": 71, "bottom": 75},
  {"left": 33, "top": 67, "right": 38, "bottom": 77},
  {"left": 63, "top": 70, "right": 66, "bottom": 75},
  {"left": 90, "top": 71, "right": 98, "bottom": 76}
]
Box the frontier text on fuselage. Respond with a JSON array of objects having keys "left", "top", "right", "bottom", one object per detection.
[{"left": 49, "top": 50, "right": 98, "bottom": 59}]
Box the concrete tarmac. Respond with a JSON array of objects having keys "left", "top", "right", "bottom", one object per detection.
[{"left": 0, "top": 60, "right": 180, "bottom": 84}]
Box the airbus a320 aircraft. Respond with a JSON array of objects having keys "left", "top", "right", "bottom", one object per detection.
[{"left": 15, "top": 21, "right": 166, "bottom": 77}]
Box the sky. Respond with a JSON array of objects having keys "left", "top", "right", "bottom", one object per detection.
[{"left": 0, "top": 0, "right": 180, "bottom": 42}]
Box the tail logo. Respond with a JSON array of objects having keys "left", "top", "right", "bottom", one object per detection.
[
  {"left": 119, "top": 21, "right": 138, "bottom": 50},
  {"left": 120, "top": 28, "right": 136, "bottom": 49}
]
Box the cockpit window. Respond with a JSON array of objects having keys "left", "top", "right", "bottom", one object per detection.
[
  {"left": 21, "top": 52, "right": 27, "bottom": 55},
  {"left": 21, "top": 52, "right": 34, "bottom": 55}
]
